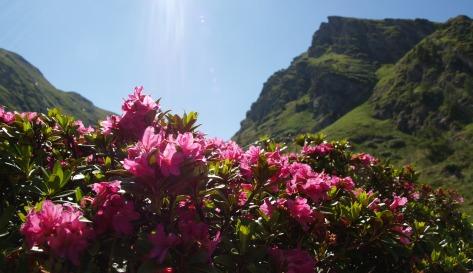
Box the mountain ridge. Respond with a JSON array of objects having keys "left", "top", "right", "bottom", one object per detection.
[
  {"left": 234, "top": 16, "right": 439, "bottom": 144},
  {"left": 0, "top": 48, "right": 112, "bottom": 124}
]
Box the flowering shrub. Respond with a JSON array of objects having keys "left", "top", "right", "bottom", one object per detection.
[{"left": 0, "top": 87, "right": 472, "bottom": 273}]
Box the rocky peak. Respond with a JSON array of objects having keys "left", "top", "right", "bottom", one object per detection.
[{"left": 308, "top": 16, "right": 439, "bottom": 64}]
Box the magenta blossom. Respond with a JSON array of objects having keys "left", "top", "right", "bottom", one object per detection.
[
  {"left": 331, "top": 176, "right": 355, "bottom": 191},
  {"left": 100, "top": 115, "right": 121, "bottom": 135},
  {"left": 74, "top": 120, "right": 94, "bottom": 135},
  {"left": 239, "top": 146, "right": 262, "bottom": 178},
  {"left": 268, "top": 247, "right": 316, "bottom": 273},
  {"left": 389, "top": 195, "right": 408, "bottom": 211},
  {"left": 149, "top": 224, "right": 180, "bottom": 263},
  {"left": 205, "top": 138, "right": 243, "bottom": 161},
  {"left": 301, "top": 173, "right": 332, "bottom": 203},
  {"left": 392, "top": 225, "right": 413, "bottom": 245},
  {"left": 0, "top": 106, "right": 15, "bottom": 124},
  {"left": 238, "top": 183, "right": 253, "bottom": 206},
  {"left": 118, "top": 87, "right": 159, "bottom": 140},
  {"left": 352, "top": 153, "right": 378, "bottom": 166},
  {"left": 367, "top": 197, "right": 381, "bottom": 211},
  {"left": 91, "top": 181, "right": 140, "bottom": 235},
  {"left": 287, "top": 166, "right": 333, "bottom": 203},
  {"left": 20, "top": 200, "right": 92, "bottom": 265},
  {"left": 175, "top": 132, "right": 204, "bottom": 160},
  {"left": 159, "top": 142, "right": 185, "bottom": 176},
  {"left": 124, "top": 126, "right": 204, "bottom": 183},
  {"left": 260, "top": 197, "right": 275, "bottom": 217},
  {"left": 286, "top": 197, "right": 314, "bottom": 230},
  {"left": 302, "top": 143, "right": 333, "bottom": 157}
]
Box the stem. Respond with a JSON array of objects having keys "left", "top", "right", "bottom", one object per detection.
[{"left": 107, "top": 238, "right": 117, "bottom": 273}]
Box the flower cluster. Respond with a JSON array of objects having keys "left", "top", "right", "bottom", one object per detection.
[
  {"left": 20, "top": 201, "right": 92, "bottom": 265},
  {"left": 100, "top": 86, "right": 159, "bottom": 140},
  {"left": 123, "top": 126, "right": 205, "bottom": 192},
  {"left": 88, "top": 181, "right": 140, "bottom": 235},
  {"left": 268, "top": 247, "right": 316, "bottom": 273},
  {"left": 1, "top": 88, "right": 471, "bottom": 273},
  {"left": 0, "top": 106, "right": 15, "bottom": 124}
]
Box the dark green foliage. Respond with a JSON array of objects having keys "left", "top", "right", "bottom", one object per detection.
[{"left": 0, "top": 48, "right": 112, "bottom": 124}]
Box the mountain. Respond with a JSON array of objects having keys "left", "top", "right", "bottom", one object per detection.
[
  {"left": 0, "top": 48, "right": 112, "bottom": 124},
  {"left": 234, "top": 16, "right": 439, "bottom": 143},
  {"left": 233, "top": 16, "right": 473, "bottom": 211}
]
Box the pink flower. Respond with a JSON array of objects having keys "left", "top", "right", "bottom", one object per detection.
[
  {"left": 266, "top": 148, "right": 292, "bottom": 183},
  {"left": 204, "top": 231, "right": 221, "bottom": 260},
  {"left": 259, "top": 197, "right": 286, "bottom": 217},
  {"left": 159, "top": 142, "right": 184, "bottom": 176},
  {"left": 123, "top": 126, "right": 164, "bottom": 183},
  {"left": 287, "top": 167, "right": 332, "bottom": 202},
  {"left": 286, "top": 163, "right": 314, "bottom": 194},
  {"left": 219, "top": 140, "right": 243, "bottom": 161},
  {"left": 91, "top": 181, "right": 140, "bottom": 235},
  {"left": 260, "top": 198, "right": 275, "bottom": 217},
  {"left": 74, "top": 120, "right": 94, "bottom": 135},
  {"left": 352, "top": 153, "right": 378, "bottom": 166},
  {"left": 175, "top": 132, "right": 203, "bottom": 159},
  {"left": 410, "top": 192, "right": 420, "bottom": 200},
  {"left": 392, "top": 225, "right": 413, "bottom": 245},
  {"left": 367, "top": 197, "right": 381, "bottom": 211},
  {"left": 149, "top": 224, "right": 180, "bottom": 263},
  {"left": 118, "top": 87, "right": 159, "bottom": 140},
  {"left": 124, "top": 128, "right": 204, "bottom": 186},
  {"left": 123, "top": 155, "right": 156, "bottom": 182},
  {"left": 0, "top": 106, "right": 15, "bottom": 124},
  {"left": 20, "top": 200, "right": 92, "bottom": 265},
  {"left": 178, "top": 217, "right": 221, "bottom": 260},
  {"left": 286, "top": 197, "right": 314, "bottom": 230},
  {"left": 239, "top": 146, "right": 262, "bottom": 178},
  {"left": 238, "top": 183, "right": 253, "bottom": 206},
  {"left": 301, "top": 174, "right": 332, "bottom": 202},
  {"left": 140, "top": 126, "right": 164, "bottom": 152},
  {"left": 389, "top": 195, "right": 408, "bottom": 211},
  {"left": 179, "top": 219, "right": 209, "bottom": 244},
  {"left": 302, "top": 143, "right": 333, "bottom": 157},
  {"left": 19, "top": 112, "right": 38, "bottom": 121},
  {"left": 122, "top": 86, "right": 158, "bottom": 113},
  {"left": 331, "top": 176, "right": 355, "bottom": 191},
  {"left": 268, "top": 247, "right": 315, "bottom": 273},
  {"left": 100, "top": 115, "right": 121, "bottom": 135}
]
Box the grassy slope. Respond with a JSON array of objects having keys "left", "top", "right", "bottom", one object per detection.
[
  {"left": 323, "top": 102, "right": 473, "bottom": 213},
  {"left": 0, "top": 48, "right": 112, "bottom": 124}
]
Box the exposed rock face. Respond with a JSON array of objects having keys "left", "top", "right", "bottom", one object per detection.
[{"left": 308, "top": 16, "right": 438, "bottom": 62}]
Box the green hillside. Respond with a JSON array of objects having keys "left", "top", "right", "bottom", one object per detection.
[
  {"left": 233, "top": 15, "right": 473, "bottom": 212},
  {"left": 0, "top": 48, "right": 112, "bottom": 124},
  {"left": 234, "top": 16, "right": 439, "bottom": 144}
]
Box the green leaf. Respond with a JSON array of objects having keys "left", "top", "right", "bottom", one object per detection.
[
  {"left": 105, "top": 156, "right": 112, "bottom": 169},
  {"left": 75, "top": 187, "right": 83, "bottom": 202},
  {"left": 239, "top": 225, "right": 251, "bottom": 255},
  {"left": 431, "top": 249, "right": 441, "bottom": 262}
]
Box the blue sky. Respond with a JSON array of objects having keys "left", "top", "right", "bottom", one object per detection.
[{"left": 0, "top": 0, "right": 472, "bottom": 139}]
